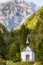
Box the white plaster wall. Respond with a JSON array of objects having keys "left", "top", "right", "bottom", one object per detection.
[
  {"left": 21, "top": 51, "right": 35, "bottom": 61},
  {"left": 21, "top": 52, "right": 26, "bottom": 61},
  {"left": 32, "top": 52, "right": 35, "bottom": 61}
]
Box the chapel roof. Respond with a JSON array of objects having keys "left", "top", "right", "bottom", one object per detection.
[{"left": 21, "top": 46, "right": 34, "bottom": 52}]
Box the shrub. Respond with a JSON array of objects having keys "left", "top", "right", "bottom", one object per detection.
[
  {"left": 0, "top": 58, "right": 6, "bottom": 65},
  {"left": 36, "top": 62, "right": 42, "bottom": 65}
]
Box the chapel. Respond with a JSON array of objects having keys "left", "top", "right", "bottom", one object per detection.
[{"left": 21, "top": 37, "right": 35, "bottom": 61}]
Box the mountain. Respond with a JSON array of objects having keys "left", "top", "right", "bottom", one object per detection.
[
  {"left": 0, "top": 0, "right": 38, "bottom": 30},
  {"left": 19, "top": 7, "right": 43, "bottom": 30}
]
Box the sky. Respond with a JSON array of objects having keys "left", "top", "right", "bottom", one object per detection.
[
  {"left": 0, "top": 0, "right": 6, "bottom": 3},
  {"left": 24, "top": 0, "right": 43, "bottom": 7},
  {"left": 0, "top": 0, "right": 43, "bottom": 7}
]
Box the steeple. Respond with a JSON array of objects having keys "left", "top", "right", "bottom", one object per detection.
[{"left": 26, "top": 36, "right": 29, "bottom": 45}]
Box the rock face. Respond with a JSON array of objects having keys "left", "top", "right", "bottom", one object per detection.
[{"left": 0, "top": 0, "right": 38, "bottom": 30}]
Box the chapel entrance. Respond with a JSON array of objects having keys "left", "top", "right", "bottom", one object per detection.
[{"left": 26, "top": 55, "right": 29, "bottom": 61}]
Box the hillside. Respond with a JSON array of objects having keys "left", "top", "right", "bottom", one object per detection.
[
  {"left": 19, "top": 7, "right": 43, "bottom": 30},
  {"left": 18, "top": 7, "right": 43, "bottom": 62}
]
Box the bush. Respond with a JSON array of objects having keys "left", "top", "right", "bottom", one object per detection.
[
  {"left": 0, "top": 58, "right": 6, "bottom": 65},
  {"left": 13, "top": 58, "right": 21, "bottom": 62},
  {"left": 36, "top": 62, "right": 42, "bottom": 65}
]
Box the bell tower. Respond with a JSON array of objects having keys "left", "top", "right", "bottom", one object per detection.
[{"left": 26, "top": 36, "right": 29, "bottom": 46}]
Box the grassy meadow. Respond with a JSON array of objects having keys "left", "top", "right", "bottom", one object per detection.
[
  {"left": 6, "top": 61, "right": 42, "bottom": 65},
  {"left": 6, "top": 61, "right": 33, "bottom": 65}
]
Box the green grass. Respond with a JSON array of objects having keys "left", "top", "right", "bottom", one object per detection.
[{"left": 6, "top": 60, "right": 33, "bottom": 65}]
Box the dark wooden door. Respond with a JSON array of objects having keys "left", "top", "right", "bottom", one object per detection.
[{"left": 26, "top": 55, "right": 29, "bottom": 61}]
